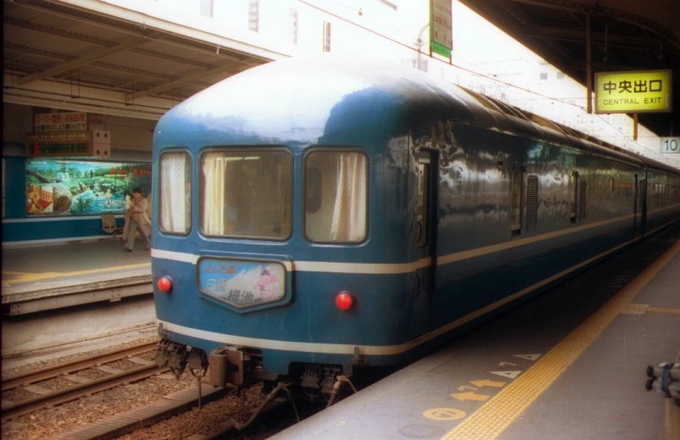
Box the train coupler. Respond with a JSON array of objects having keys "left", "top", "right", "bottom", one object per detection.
[{"left": 209, "top": 345, "right": 251, "bottom": 387}]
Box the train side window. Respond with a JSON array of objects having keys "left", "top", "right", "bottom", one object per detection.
[
  {"left": 306, "top": 167, "right": 322, "bottom": 214},
  {"left": 526, "top": 175, "right": 538, "bottom": 231},
  {"left": 305, "top": 150, "right": 368, "bottom": 243},
  {"left": 159, "top": 151, "right": 192, "bottom": 235},
  {"left": 510, "top": 167, "right": 524, "bottom": 236}
]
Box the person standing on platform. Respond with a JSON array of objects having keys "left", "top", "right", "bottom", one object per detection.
[
  {"left": 122, "top": 191, "right": 133, "bottom": 241},
  {"left": 124, "top": 187, "right": 151, "bottom": 252}
]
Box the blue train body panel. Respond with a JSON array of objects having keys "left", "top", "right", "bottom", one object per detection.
[{"left": 151, "top": 54, "right": 680, "bottom": 386}]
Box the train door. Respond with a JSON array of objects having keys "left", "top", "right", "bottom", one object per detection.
[{"left": 414, "top": 151, "right": 437, "bottom": 297}]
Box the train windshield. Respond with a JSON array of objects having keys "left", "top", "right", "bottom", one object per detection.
[{"left": 200, "top": 149, "right": 292, "bottom": 240}]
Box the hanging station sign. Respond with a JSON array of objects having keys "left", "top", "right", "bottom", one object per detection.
[
  {"left": 594, "top": 70, "right": 672, "bottom": 114},
  {"left": 26, "top": 112, "right": 111, "bottom": 157},
  {"left": 26, "top": 131, "right": 93, "bottom": 157},
  {"left": 660, "top": 137, "right": 680, "bottom": 154},
  {"left": 430, "top": 0, "right": 452, "bottom": 59}
]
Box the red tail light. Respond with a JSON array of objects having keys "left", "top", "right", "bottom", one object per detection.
[
  {"left": 157, "top": 276, "right": 173, "bottom": 293},
  {"left": 335, "top": 291, "right": 353, "bottom": 310}
]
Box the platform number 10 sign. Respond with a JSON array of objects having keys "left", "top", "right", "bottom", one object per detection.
[{"left": 660, "top": 137, "right": 680, "bottom": 154}]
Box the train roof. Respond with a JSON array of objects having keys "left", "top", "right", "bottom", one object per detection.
[
  {"left": 156, "top": 54, "right": 475, "bottom": 147},
  {"left": 459, "top": 86, "right": 679, "bottom": 175},
  {"left": 156, "top": 54, "right": 678, "bottom": 175}
]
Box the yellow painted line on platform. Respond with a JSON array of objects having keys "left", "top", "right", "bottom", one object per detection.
[
  {"left": 622, "top": 304, "right": 680, "bottom": 315},
  {"left": 648, "top": 306, "right": 680, "bottom": 315},
  {"left": 443, "top": 238, "right": 680, "bottom": 440},
  {"left": 1, "top": 263, "right": 150, "bottom": 282}
]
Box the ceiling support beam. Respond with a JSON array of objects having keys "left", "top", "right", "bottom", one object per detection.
[
  {"left": 16, "top": 33, "right": 161, "bottom": 87},
  {"left": 126, "top": 64, "right": 244, "bottom": 101}
]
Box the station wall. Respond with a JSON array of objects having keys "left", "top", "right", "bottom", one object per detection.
[{"left": 2, "top": 103, "right": 157, "bottom": 247}]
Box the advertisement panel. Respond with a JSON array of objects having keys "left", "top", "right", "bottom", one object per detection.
[
  {"left": 34, "top": 112, "right": 88, "bottom": 132},
  {"left": 25, "top": 159, "right": 151, "bottom": 216}
]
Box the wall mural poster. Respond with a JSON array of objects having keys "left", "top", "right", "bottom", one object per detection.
[{"left": 26, "top": 159, "right": 151, "bottom": 216}]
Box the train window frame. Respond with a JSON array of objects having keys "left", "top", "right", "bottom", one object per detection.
[
  {"left": 303, "top": 148, "right": 369, "bottom": 244},
  {"left": 159, "top": 150, "right": 192, "bottom": 236},
  {"left": 199, "top": 147, "right": 293, "bottom": 241}
]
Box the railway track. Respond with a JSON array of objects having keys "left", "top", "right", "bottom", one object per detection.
[
  {"left": 1, "top": 340, "right": 163, "bottom": 421},
  {"left": 1, "top": 339, "right": 379, "bottom": 438},
  {"left": 1, "top": 338, "right": 285, "bottom": 439}
]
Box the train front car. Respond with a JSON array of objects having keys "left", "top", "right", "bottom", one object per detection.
[
  {"left": 151, "top": 55, "right": 458, "bottom": 396},
  {"left": 151, "top": 54, "right": 680, "bottom": 397}
]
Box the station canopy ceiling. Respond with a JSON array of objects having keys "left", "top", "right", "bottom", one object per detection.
[
  {"left": 459, "top": 0, "right": 680, "bottom": 138},
  {"left": 3, "top": 0, "right": 679, "bottom": 137},
  {"left": 3, "top": 0, "right": 283, "bottom": 120}
]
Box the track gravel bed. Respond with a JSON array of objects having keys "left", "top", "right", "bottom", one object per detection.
[
  {"left": 115, "top": 383, "right": 268, "bottom": 440},
  {"left": 1, "top": 337, "right": 270, "bottom": 440},
  {"left": 3, "top": 336, "right": 336, "bottom": 439}
]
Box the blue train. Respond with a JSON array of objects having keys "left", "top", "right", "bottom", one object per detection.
[{"left": 151, "top": 55, "right": 680, "bottom": 397}]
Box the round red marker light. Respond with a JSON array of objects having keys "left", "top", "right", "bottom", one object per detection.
[
  {"left": 335, "top": 291, "right": 353, "bottom": 311},
  {"left": 157, "top": 276, "right": 173, "bottom": 293}
]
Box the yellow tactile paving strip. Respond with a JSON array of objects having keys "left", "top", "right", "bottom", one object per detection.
[
  {"left": 443, "top": 238, "right": 680, "bottom": 440},
  {"left": 2, "top": 263, "right": 150, "bottom": 283}
]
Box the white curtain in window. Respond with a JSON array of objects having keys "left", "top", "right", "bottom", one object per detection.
[
  {"left": 160, "top": 153, "right": 188, "bottom": 233},
  {"left": 330, "top": 153, "right": 367, "bottom": 241},
  {"left": 202, "top": 153, "right": 227, "bottom": 235}
]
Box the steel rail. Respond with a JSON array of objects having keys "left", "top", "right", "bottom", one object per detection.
[
  {"left": 1, "top": 363, "right": 168, "bottom": 421},
  {"left": 2, "top": 340, "right": 158, "bottom": 392}
]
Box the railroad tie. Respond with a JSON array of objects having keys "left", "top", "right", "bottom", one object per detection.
[
  {"left": 97, "top": 365, "right": 123, "bottom": 374},
  {"left": 22, "top": 384, "right": 51, "bottom": 395},
  {"left": 62, "top": 374, "right": 90, "bottom": 384}
]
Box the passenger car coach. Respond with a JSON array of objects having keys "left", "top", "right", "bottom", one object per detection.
[{"left": 151, "top": 55, "right": 680, "bottom": 397}]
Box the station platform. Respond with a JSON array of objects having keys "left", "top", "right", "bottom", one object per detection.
[
  {"left": 1, "top": 237, "right": 151, "bottom": 315},
  {"left": 274, "top": 226, "right": 680, "bottom": 440}
]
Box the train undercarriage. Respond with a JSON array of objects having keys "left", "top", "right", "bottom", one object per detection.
[{"left": 154, "top": 339, "right": 357, "bottom": 405}]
